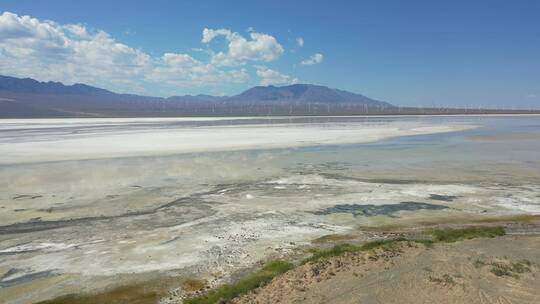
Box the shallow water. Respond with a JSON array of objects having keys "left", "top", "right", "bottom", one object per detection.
[{"left": 0, "top": 115, "right": 539, "bottom": 303}]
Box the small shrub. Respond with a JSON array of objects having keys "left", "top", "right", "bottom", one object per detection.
[
  {"left": 490, "top": 262, "right": 515, "bottom": 278},
  {"left": 430, "top": 226, "right": 505, "bottom": 243},
  {"left": 428, "top": 274, "right": 455, "bottom": 285},
  {"left": 473, "top": 259, "right": 485, "bottom": 268},
  {"left": 517, "top": 259, "right": 531, "bottom": 266},
  {"left": 442, "top": 274, "right": 455, "bottom": 284},
  {"left": 511, "top": 260, "right": 531, "bottom": 274}
]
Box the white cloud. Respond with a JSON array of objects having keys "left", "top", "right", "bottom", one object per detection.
[
  {"left": 256, "top": 66, "right": 298, "bottom": 86},
  {"left": 147, "top": 52, "right": 249, "bottom": 86},
  {"left": 202, "top": 28, "right": 233, "bottom": 43},
  {"left": 0, "top": 12, "right": 253, "bottom": 95},
  {"left": 296, "top": 37, "right": 304, "bottom": 47},
  {"left": 301, "top": 53, "right": 323, "bottom": 65},
  {"left": 0, "top": 12, "right": 151, "bottom": 92},
  {"left": 202, "top": 28, "right": 284, "bottom": 66},
  {"left": 0, "top": 12, "right": 306, "bottom": 95},
  {"left": 63, "top": 24, "right": 91, "bottom": 39}
]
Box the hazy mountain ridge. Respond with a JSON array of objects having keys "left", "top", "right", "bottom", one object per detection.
[
  {"left": 229, "top": 84, "right": 390, "bottom": 106},
  {"left": 1, "top": 75, "right": 534, "bottom": 118},
  {"left": 0, "top": 75, "right": 387, "bottom": 105},
  {"left": 167, "top": 94, "right": 228, "bottom": 103},
  {"left": 0, "top": 75, "right": 114, "bottom": 96},
  {"left": 0, "top": 75, "right": 395, "bottom": 117}
]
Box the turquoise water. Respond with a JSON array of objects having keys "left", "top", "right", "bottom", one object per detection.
[{"left": 285, "top": 115, "right": 540, "bottom": 184}]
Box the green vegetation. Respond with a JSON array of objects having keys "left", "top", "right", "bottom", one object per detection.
[
  {"left": 184, "top": 260, "right": 293, "bottom": 304},
  {"left": 428, "top": 274, "right": 455, "bottom": 285},
  {"left": 302, "top": 243, "right": 361, "bottom": 264},
  {"left": 312, "top": 234, "right": 356, "bottom": 243},
  {"left": 359, "top": 238, "right": 405, "bottom": 251},
  {"left": 184, "top": 227, "right": 508, "bottom": 304},
  {"left": 490, "top": 262, "right": 516, "bottom": 277},
  {"left": 489, "top": 259, "right": 531, "bottom": 278},
  {"left": 410, "top": 238, "right": 434, "bottom": 247},
  {"left": 472, "top": 257, "right": 532, "bottom": 278},
  {"left": 430, "top": 226, "right": 505, "bottom": 243},
  {"left": 511, "top": 260, "right": 530, "bottom": 274},
  {"left": 304, "top": 227, "right": 506, "bottom": 265},
  {"left": 40, "top": 226, "right": 513, "bottom": 304},
  {"left": 358, "top": 214, "right": 540, "bottom": 231},
  {"left": 302, "top": 238, "right": 412, "bottom": 265},
  {"left": 517, "top": 259, "right": 532, "bottom": 267},
  {"left": 473, "top": 259, "right": 486, "bottom": 268}
]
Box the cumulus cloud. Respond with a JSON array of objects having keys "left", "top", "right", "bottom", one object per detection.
[
  {"left": 0, "top": 12, "right": 254, "bottom": 94},
  {"left": 202, "top": 28, "right": 233, "bottom": 43},
  {"left": 0, "top": 12, "right": 152, "bottom": 92},
  {"left": 301, "top": 53, "right": 324, "bottom": 65},
  {"left": 147, "top": 52, "right": 249, "bottom": 86},
  {"left": 0, "top": 12, "right": 301, "bottom": 95},
  {"left": 256, "top": 66, "right": 298, "bottom": 86},
  {"left": 63, "top": 24, "right": 92, "bottom": 39},
  {"left": 296, "top": 37, "right": 304, "bottom": 47},
  {"left": 202, "top": 28, "right": 284, "bottom": 66}
]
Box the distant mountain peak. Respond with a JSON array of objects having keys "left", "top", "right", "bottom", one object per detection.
[
  {"left": 230, "top": 83, "right": 391, "bottom": 106},
  {"left": 0, "top": 74, "right": 394, "bottom": 117},
  {"left": 0, "top": 75, "right": 114, "bottom": 96}
]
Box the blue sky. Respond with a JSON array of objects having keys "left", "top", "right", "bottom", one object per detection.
[{"left": 1, "top": 0, "right": 539, "bottom": 108}]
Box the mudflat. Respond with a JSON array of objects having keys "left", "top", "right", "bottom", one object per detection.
[{"left": 2, "top": 116, "right": 540, "bottom": 304}]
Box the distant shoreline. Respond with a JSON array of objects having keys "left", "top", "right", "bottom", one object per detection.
[{"left": 1, "top": 112, "right": 540, "bottom": 121}]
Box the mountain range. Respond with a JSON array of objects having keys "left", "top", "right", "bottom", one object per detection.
[
  {"left": 0, "top": 75, "right": 392, "bottom": 117},
  {"left": 0, "top": 75, "right": 535, "bottom": 118}
]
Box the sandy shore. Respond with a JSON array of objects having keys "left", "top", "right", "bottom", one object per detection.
[{"left": 234, "top": 232, "right": 540, "bottom": 304}]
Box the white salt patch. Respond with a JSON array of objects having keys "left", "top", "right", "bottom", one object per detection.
[
  {"left": 0, "top": 242, "right": 77, "bottom": 254},
  {"left": 267, "top": 174, "right": 338, "bottom": 186},
  {"left": 400, "top": 184, "right": 479, "bottom": 198},
  {"left": 495, "top": 197, "right": 540, "bottom": 213},
  {"left": 0, "top": 120, "right": 477, "bottom": 164}
]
